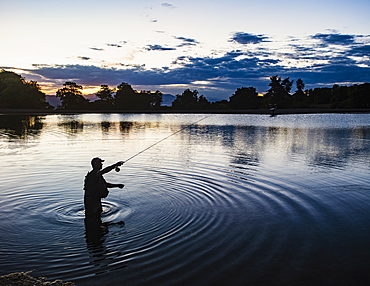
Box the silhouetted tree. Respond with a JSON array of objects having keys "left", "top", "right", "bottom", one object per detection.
[
  {"left": 281, "top": 77, "right": 293, "bottom": 94},
  {"left": 96, "top": 85, "right": 114, "bottom": 102},
  {"left": 296, "top": 79, "right": 305, "bottom": 92},
  {"left": 319, "top": 83, "right": 370, "bottom": 108},
  {"left": 150, "top": 90, "right": 163, "bottom": 109},
  {"left": 92, "top": 84, "right": 115, "bottom": 109},
  {"left": 229, "top": 86, "right": 261, "bottom": 109},
  {"left": 114, "top": 83, "right": 163, "bottom": 110},
  {"left": 136, "top": 91, "right": 153, "bottom": 110},
  {"left": 56, "top": 82, "right": 89, "bottom": 110},
  {"left": 210, "top": 99, "right": 230, "bottom": 110},
  {"left": 172, "top": 89, "right": 199, "bottom": 110},
  {"left": 307, "top": 87, "right": 332, "bottom": 106},
  {"left": 0, "top": 70, "right": 51, "bottom": 109},
  {"left": 264, "top": 76, "right": 293, "bottom": 108},
  {"left": 330, "top": 84, "right": 350, "bottom": 108},
  {"left": 307, "top": 84, "right": 368, "bottom": 108},
  {"left": 348, "top": 83, "right": 370, "bottom": 108},
  {"left": 198, "top": 95, "right": 211, "bottom": 109},
  {"left": 292, "top": 79, "right": 309, "bottom": 108},
  {"left": 114, "top": 82, "right": 137, "bottom": 109}
]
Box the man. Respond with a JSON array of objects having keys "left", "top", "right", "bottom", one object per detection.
[{"left": 84, "top": 157, "right": 124, "bottom": 221}]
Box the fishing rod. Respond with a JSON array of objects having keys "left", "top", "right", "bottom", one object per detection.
[{"left": 115, "top": 114, "right": 212, "bottom": 171}]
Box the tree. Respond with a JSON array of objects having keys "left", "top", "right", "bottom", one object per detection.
[
  {"left": 292, "top": 79, "right": 309, "bottom": 108},
  {"left": 114, "top": 83, "right": 164, "bottom": 110},
  {"left": 92, "top": 84, "right": 115, "bottom": 109},
  {"left": 150, "top": 90, "right": 163, "bottom": 109},
  {"left": 172, "top": 89, "right": 199, "bottom": 110},
  {"left": 229, "top": 87, "right": 261, "bottom": 109},
  {"left": 0, "top": 70, "right": 51, "bottom": 109},
  {"left": 348, "top": 83, "right": 370, "bottom": 108},
  {"left": 296, "top": 78, "right": 305, "bottom": 92},
  {"left": 198, "top": 95, "right": 211, "bottom": 109},
  {"left": 307, "top": 87, "right": 332, "bottom": 107},
  {"left": 96, "top": 85, "right": 114, "bottom": 102},
  {"left": 114, "top": 82, "right": 136, "bottom": 109},
  {"left": 330, "top": 85, "right": 350, "bottom": 108},
  {"left": 281, "top": 77, "right": 293, "bottom": 94},
  {"left": 56, "top": 82, "right": 89, "bottom": 110},
  {"left": 264, "top": 76, "right": 292, "bottom": 108},
  {"left": 136, "top": 91, "right": 153, "bottom": 110},
  {"left": 211, "top": 99, "right": 229, "bottom": 110}
]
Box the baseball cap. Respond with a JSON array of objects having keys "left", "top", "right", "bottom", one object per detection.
[{"left": 91, "top": 157, "right": 104, "bottom": 166}]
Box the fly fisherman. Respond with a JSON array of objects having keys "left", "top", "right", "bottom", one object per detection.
[{"left": 84, "top": 157, "right": 124, "bottom": 221}]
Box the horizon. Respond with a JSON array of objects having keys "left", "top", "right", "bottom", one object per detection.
[{"left": 1, "top": 0, "right": 369, "bottom": 102}]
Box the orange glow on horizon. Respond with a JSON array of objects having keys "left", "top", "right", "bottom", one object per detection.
[{"left": 82, "top": 87, "right": 101, "bottom": 95}]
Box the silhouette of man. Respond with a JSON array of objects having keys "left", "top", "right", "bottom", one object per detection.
[{"left": 84, "top": 157, "right": 124, "bottom": 221}]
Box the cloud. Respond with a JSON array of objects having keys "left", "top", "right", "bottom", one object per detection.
[
  {"left": 347, "top": 45, "right": 370, "bottom": 57},
  {"left": 89, "top": 47, "right": 104, "bottom": 51},
  {"left": 106, "top": 43, "right": 123, "bottom": 48},
  {"left": 286, "top": 33, "right": 370, "bottom": 66},
  {"left": 327, "top": 56, "right": 357, "bottom": 65},
  {"left": 230, "top": 32, "right": 269, "bottom": 45},
  {"left": 78, "top": 56, "right": 91, "bottom": 61},
  {"left": 26, "top": 64, "right": 184, "bottom": 87},
  {"left": 175, "top": 36, "right": 200, "bottom": 47},
  {"left": 146, "top": 44, "right": 176, "bottom": 51},
  {"left": 162, "top": 3, "right": 176, "bottom": 8},
  {"left": 18, "top": 31, "right": 370, "bottom": 100},
  {"left": 311, "top": 33, "right": 355, "bottom": 45},
  {"left": 26, "top": 49, "right": 283, "bottom": 92},
  {"left": 24, "top": 47, "right": 370, "bottom": 99}
]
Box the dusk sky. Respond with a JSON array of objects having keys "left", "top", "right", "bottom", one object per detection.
[{"left": 1, "top": 0, "right": 369, "bottom": 101}]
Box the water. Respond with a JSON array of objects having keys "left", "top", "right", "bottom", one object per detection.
[{"left": 0, "top": 113, "right": 370, "bottom": 285}]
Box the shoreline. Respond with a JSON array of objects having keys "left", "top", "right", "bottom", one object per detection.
[
  {"left": 0, "top": 271, "right": 75, "bottom": 286},
  {"left": 1, "top": 108, "right": 370, "bottom": 116}
]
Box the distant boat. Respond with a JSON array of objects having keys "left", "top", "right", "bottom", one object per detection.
[{"left": 269, "top": 104, "right": 277, "bottom": 116}]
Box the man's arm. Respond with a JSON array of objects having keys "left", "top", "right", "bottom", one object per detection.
[
  {"left": 106, "top": 182, "right": 124, "bottom": 189},
  {"left": 100, "top": 161, "right": 124, "bottom": 174}
]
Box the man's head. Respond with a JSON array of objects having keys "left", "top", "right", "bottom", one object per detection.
[{"left": 91, "top": 157, "right": 104, "bottom": 170}]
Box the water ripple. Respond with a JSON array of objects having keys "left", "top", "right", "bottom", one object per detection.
[{"left": 1, "top": 114, "right": 370, "bottom": 285}]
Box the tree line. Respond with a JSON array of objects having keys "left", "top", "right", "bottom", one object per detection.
[
  {"left": 0, "top": 70, "right": 369, "bottom": 110},
  {"left": 55, "top": 81, "right": 163, "bottom": 110},
  {"left": 0, "top": 70, "right": 52, "bottom": 109}
]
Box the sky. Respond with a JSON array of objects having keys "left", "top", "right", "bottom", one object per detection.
[{"left": 1, "top": 0, "right": 370, "bottom": 101}]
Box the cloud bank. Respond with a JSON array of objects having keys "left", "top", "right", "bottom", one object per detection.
[
  {"left": 231, "top": 32, "right": 269, "bottom": 45},
  {"left": 10, "top": 32, "right": 370, "bottom": 100}
]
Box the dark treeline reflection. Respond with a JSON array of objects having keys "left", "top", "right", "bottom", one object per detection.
[
  {"left": 119, "top": 121, "right": 134, "bottom": 133},
  {"left": 181, "top": 124, "right": 370, "bottom": 170},
  {"left": 303, "top": 128, "right": 370, "bottom": 169},
  {"left": 58, "top": 120, "right": 84, "bottom": 135},
  {"left": 0, "top": 115, "right": 44, "bottom": 138},
  {"left": 56, "top": 118, "right": 158, "bottom": 136},
  {"left": 100, "top": 121, "right": 111, "bottom": 132},
  {"left": 1, "top": 114, "right": 368, "bottom": 171}
]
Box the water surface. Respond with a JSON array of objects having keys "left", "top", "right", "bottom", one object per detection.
[{"left": 0, "top": 113, "right": 370, "bottom": 285}]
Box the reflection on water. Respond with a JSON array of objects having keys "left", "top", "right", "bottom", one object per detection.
[
  {"left": 0, "top": 113, "right": 370, "bottom": 285},
  {"left": 0, "top": 115, "right": 44, "bottom": 138},
  {"left": 84, "top": 217, "right": 127, "bottom": 275},
  {"left": 58, "top": 118, "right": 84, "bottom": 135}
]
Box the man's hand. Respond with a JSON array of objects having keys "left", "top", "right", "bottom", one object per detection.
[
  {"left": 115, "top": 161, "right": 124, "bottom": 167},
  {"left": 118, "top": 184, "right": 124, "bottom": 189}
]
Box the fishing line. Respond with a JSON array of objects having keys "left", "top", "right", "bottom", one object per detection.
[
  {"left": 116, "top": 114, "right": 212, "bottom": 218},
  {"left": 122, "top": 114, "right": 212, "bottom": 164}
]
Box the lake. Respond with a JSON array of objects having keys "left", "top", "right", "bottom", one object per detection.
[{"left": 0, "top": 113, "right": 370, "bottom": 285}]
